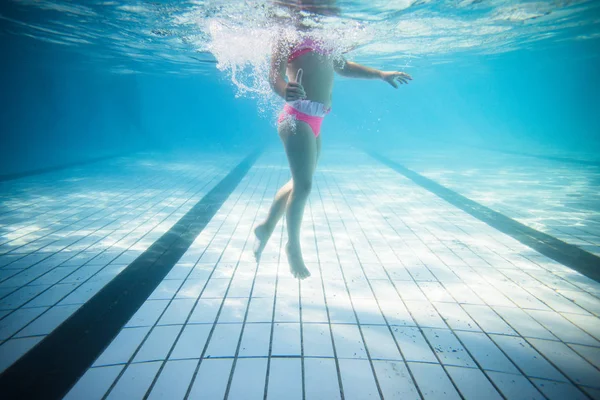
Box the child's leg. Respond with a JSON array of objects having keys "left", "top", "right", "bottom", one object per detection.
[
  {"left": 253, "top": 133, "right": 321, "bottom": 263},
  {"left": 280, "top": 121, "right": 317, "bottom": 279}
]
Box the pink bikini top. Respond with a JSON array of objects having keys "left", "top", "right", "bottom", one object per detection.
[{"left": 288, "top": 37, "right": 333, "bottom": 62}]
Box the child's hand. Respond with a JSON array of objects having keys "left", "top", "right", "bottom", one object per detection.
[
  {"left": 380, "top": 71, "right": 412, "bottom": 88},
  {"left": 285, "top": 82, "right": 307, "bottom": 101}
]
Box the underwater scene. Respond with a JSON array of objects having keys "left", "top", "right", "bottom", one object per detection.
[{"left": 1, "top": 0, "right": 600, "bottom": 399}]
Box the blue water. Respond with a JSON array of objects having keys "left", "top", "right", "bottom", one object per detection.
[{"left": 1, "top": 0, "right": 599, "bottom": 173}]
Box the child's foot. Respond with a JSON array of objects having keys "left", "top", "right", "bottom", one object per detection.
[
  {"left": 286, "top": 242, "right": 311, "bottom": 280},
  {"left": 253, "top": 223, "right": 271, "bottom": 263}
]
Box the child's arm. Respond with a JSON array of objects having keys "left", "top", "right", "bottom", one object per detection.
[
  {"left": 334, "top": 57, "right": 412, "bottom": 88},
  {"left": 270, "top": 38, "right": 306, "bottom": 100}
]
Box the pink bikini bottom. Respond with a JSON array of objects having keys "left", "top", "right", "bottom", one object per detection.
[{"left": 278, "top": 100, "right": 330, "bottom": 137}]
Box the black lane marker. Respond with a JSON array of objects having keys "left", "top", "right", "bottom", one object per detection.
[
  {"left": 366, "top": 150, "right": 600, "bottom": 283},
  {"left": 0, "top": 149, "right": 262, "bottom": 400},
  {"left": 446, "top": 141, "right": 600, "bottom": 168},
  {"left": 0, "top": 151, "right": 137, "bottom": 182}
]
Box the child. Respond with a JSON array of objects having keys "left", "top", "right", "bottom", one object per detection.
[{"left": 254, "top": 2, "right": 412, "bottom": 279}]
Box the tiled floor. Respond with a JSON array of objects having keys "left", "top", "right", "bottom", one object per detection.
[
  {"left": 23, "top": 147, "right": 595, "bottom": 400},
  {"left": 380, "top": 146, "right": 600, "bottom": 257},
  {"left": 0, "top": 151, "right": 242, "bottom": 373}
]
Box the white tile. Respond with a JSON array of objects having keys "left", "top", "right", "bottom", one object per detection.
[
  {"left": 408, "top": 362, "right": 461, "bottom": 400},
  {"left": 276, "top": 277, "right": 300, "bottom": 298},
  {"left": 272, "top": 322, "right": 301, "bottom": 356},
  {"left": 267, "top": 358, "right": 302, "bottom": 400},
  {"left": 304, "top": 358, "right": 341, "bottom": 400},
  {"left": 218, "top": 297, "right": 249, "bottom": 323},
  {"left": 526, "top": 309, "right": 598, "bottom": 346},
  {"left": 0, "top": 336, "right": 43, "bottom": 373},
  {"left": 149, "top": 280, "right": 183, "bottom": 300},
  {"left": 246, "top": 297, "right": 274, "bottom": 323},
  {"left": 187, "top": 358, "right": 233, "bottom": 400},
  {"left": 391, "top": 326, "right": 437, "bottom": 363},
  {"left": 201, "top": 278, "right": 229, "bottom": 298},
  {"left": 16, "top": 304, "right": 79, "bottom": 337},
  {"left": 468, "top": 283, "right": 515, "bottom": 307},
  {"left": 228, "top": 357, "right": 268, "bottom": 400},
  {"left": 133, "top": 325, "right": 182, "bottom": 362},
  {"left": 188, "top": 298, "right": 222, "bottom": 324},
  {"left": 487, "top": 371, "right": 545, "bottom": 400},
  {"left": 64, "top": 365, "right": 124, "bottom": 400},
  {"left": 494, "top": 281, "right": 551, "bottom": 310},
  {"left": 0, "top": 284, "right": 50, "bottom": 310},
  {"left": 563, "top": 313, "right": 600, "bottom": 341},
  {"left": 557, "top": 290, "right": 600, "bottom": 316},
  {"left": 527, "top": 338, "right": 600, "bottom": 387},
  {"left": 361, "top": 325, "right": 402, "bottom": 361},
  {"left": 252, "top": 272, "right": 276, "bottom": 298},
  {"left": 433, "top": 302, "right": 480, "bottom": 332},
  {"left": 331, "top": 324, "right": 367, "bottom": 359},
  {"left": 238, "top": 323, "right": 271, "bottom": 357},
  {"left": 346, "top": 277, "right": 373, "bottom": 299},
  {"left": 126, "top": 300, "right": 169, "bottom": 328},
  {"left": 338, "top": 359, "right": 379, "bottom": 400},
  {"left": 158, "top": 299, "right": 196, "bottom": 325},
  {"left": 491, "top": 334, "right": 567, "bottom": 381},
  {"left": 492, "top": 306, "right": 556, "bottom": 340},
  {"left": 569, "top": 343, "right": 600, "bottom": 369},
  {"left": 446, "top": 366, "right": 502, "bottom": 400},
  {"left": 204, "top": 323, "right": 243, "bottom": 358},
  {"left": 443, "top": 282, "right": 485, "bottom": 305},
  {"left": 176, "top": 279, "right": 208, "bottom": 299},
  {"left": 170, "top": 324, "right": 211, "bottom": 359},
  {"left": 418, "top": 282, "right": 454, "bottom": 303},
  {"left": 0, "top": 307, "right": 47, "bottom": 340},
  {"left": 422, "top": 328, "right": 475, "bottom": 367},
  {"left": 60, "top": 264, "right": 104, "bottom": 284},
  {"left": 352, "top": 297, "right": 386, "bottom": 325},
  {"left": 147, "top": 359, "right": 197, "bottom": 400},
  {"left": 106, "top": 362, "right": 161, "bottom": 400},
  {"left": 274, "top": 296, "right": 300, "bottom": 322},
  {"left": 301, "top": 295, "right": 329, "bottom": 323},
  {"left": 404, "top": 301, "right": 447, "bottom": 329},
  {"left": 303, "top": 323, "right": 334, "bottom": 357},
  {"left": 531, "top": 378, "right": 590, "bottom": 400},
  {"left": 228, "top": 270, "right": 254, "bottom": 298},
  {"left": 327, "top": 296, "right": 356, "bottom": 324},
  {"left": 394, "top": 281, "right": 427, "bottom": 301},
  {"left": 165, "top": 263, "right": 195, "bottom": 280},
  {"left": 462, "top": 304, "right": 515, "bottom": 335},
  {"left": 526, "top": 285, "right": 589, "bottom": 314},
  {"left": 362, "top": 264, "right": 389, "bottom": 280},
  {"left": 93, "top": 326, "right": 151, "bottom": 366},
  {"left": 455, "top": 331, "right": 519, "bottom": 374},
  {"left": 378, "top": 299, "right": 415, "bottom": 327},
  {"left": 372, "top": 360, "right": 419, "bottom": 400}
]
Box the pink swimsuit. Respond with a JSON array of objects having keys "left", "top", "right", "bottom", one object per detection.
[
  {"left": 278, "top": 101, "right": 331, "bottom": 137},
  {"left": 278, "top": 37, "right": 333, "bottom": 137}
]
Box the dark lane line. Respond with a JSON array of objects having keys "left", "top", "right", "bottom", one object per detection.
[
  {"left": 446, "top": 141, "right": 600, "bottom": 167},
  {"left": 0, "top": 151, "right": 140, "bottom": 182},
  {"left": 0, "top": 148, "right": 262, "bottom": 400},
  {"left": 366, "top": 150, "right": 600, "bottom": 283}
]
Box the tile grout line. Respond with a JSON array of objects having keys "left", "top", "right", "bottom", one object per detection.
[
  {"left": 358, "top": 150, "right": 592, "bottom": 397},
  {"left": 0, "top": 149, "right": 262, "bottom": 400},
  {"left": 308, "top": 186, "right": 346, "bottom": 400},
  {"left": 318, "top": 172, "right": 385, "bottom": 399},
  {"left": 0, "top": 168, "right": 217, "bottom": 345},
  {"left": 356, "top": 155, "right": 555, "bottom": 398},
  {"left": 221, "top": 156, "right": 281, "bottom": 399},
  {"left": 364, "top": 149, "right": 600, "bottom": 284}
]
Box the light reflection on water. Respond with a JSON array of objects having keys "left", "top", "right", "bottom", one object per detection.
[{"left": 2, "top": 0, "right": 599, "bottom": 74}]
